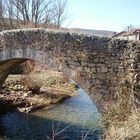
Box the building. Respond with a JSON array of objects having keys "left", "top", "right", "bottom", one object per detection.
[
  {"left": 112, "top": 29, "right": 140, "bottom": 41},
  {"left": 112, "top": 31, "right": 126, "bottom": 39}
]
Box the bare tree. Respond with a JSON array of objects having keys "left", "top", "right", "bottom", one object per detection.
[
  {"left": 0, "top": 0, "right": 2, "bottom": 17},
  {"left": 0, "top": 0, "right": 3, "bottom": 29},
  {"left": 0, "top": 0, "right": 69, "bottom": 74},
  {"left": 53, "top": 0, "right": 68, "bottom": 29},
  {"left": 0, "top": 0, "right": 19, "bottom": 29},
  {"left": 0, "top": 0, "right": 68, "bottom": 30},
  {"left": 124, "top": 25, "right": 136, "bottom": 32}
]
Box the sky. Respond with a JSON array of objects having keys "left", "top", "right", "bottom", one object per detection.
[{"left": 64, "top": 0, "right": 140, "bottom": 32}]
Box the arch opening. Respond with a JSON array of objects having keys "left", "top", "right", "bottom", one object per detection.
[{"left": 0, "top": 57, "right": 102, "bottom": 113}]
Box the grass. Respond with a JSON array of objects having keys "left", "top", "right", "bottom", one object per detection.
[
  {"left": 1, "top": 70, "right": 78, "bottom": 113},
  {"left": 102, "top": 77, "right": 140, "bottom": 140}
]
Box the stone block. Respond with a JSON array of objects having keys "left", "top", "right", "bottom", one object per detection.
[{"left": 101, "top": 65, "right": 108, "bottom": 72}]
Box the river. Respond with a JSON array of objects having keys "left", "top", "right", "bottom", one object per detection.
[{"left": 0, "top": 88, "right": 103, "bottom": 140}]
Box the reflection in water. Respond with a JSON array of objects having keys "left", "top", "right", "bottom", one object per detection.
[{"left": 0, "top": 88, "right": 103, "bottom": 140}]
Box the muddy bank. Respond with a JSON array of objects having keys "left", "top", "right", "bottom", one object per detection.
[
  {"left": 0, "top": 70, "right": 78, "bottom": 113},
  {"left": 0, "top": 90, "right": 69, "bottom": 113}
]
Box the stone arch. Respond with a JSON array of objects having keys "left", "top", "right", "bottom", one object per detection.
[
  {"left": 0, "top": 28, "right": 140, "bottom": 112},
  {"left": 0, "top": 58, "right": 28, "bottom": 87}
]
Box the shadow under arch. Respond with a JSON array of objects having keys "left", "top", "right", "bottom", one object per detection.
[
  {"left": 0, "top": 58, "right": 29, "bottom": 87},
  {"left": 0, "top": 110, "right": 103, "bottom": 140}
]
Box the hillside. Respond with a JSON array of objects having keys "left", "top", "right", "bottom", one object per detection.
[{"left": 68, "top": 28, "right": 115, "bottom": 37}]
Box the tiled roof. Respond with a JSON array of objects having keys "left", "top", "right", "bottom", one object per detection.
[
  {"left": 112, "top": 31, "right": 126, "bottom": 37},
  {"left": 113, "top": 29, "right": 140, "bottom": 37}
]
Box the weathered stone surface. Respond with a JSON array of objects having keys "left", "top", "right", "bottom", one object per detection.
[
  {"left": 101, "top": 65, "right": 108, "bottom": 73},
  {"left": 0, "top": 28, "right": 140, "bottom": 112}
]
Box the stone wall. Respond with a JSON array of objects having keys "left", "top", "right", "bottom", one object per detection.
[{"left": 0, "top": 28, "right": 140, "bottom": 112}]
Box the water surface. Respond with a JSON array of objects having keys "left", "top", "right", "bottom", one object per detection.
[{"left": 0, "top": 88, "right": 103, "bottom": 140}]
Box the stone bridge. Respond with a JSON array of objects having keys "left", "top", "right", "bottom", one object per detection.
[{"left": 0, "top": 28, "right": 140, "bottom": 112}]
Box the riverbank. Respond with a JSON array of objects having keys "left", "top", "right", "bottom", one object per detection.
[{"left": 0, "top": 70, "right": 78, "bottom": 113}]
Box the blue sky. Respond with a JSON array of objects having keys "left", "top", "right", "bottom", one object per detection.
[{"left": 64, "top": 0, "right": 140, "bottom": 31}]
